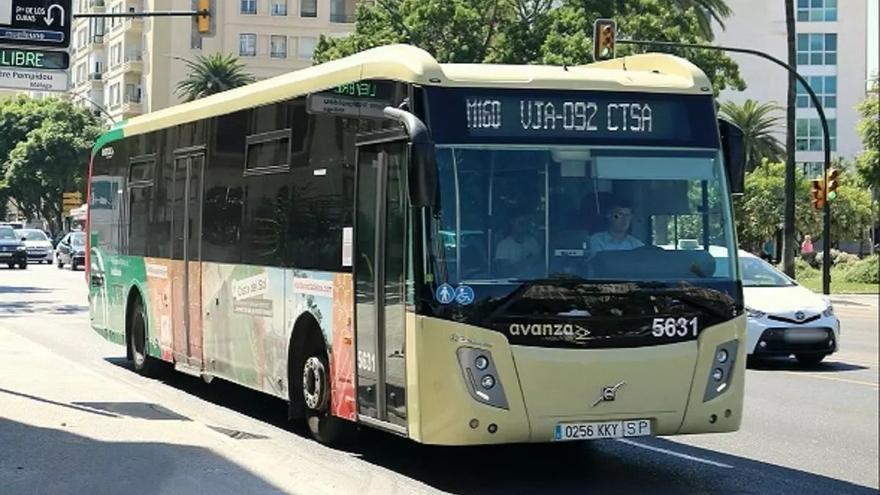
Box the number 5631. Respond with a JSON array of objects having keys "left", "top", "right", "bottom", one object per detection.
[{"left": 651, "top": 317, "right": 698, "bottom": 338}]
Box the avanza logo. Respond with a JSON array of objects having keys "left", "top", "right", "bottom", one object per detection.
[{"left": 508, "top": 323, "right": 591, "bottom": 340}]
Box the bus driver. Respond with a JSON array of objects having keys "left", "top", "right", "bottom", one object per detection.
[{"left": 589, "top": 199, "right": 644, "bottom": 253}]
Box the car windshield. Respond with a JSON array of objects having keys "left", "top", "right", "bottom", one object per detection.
[
  {"left": 432, "top": 145, "right": 737, "bottom": 285},
  {"left": 739, "top": 256, "right": 796, "bottom": 287},
  {"left": 0, "top": 228, "right": 16, "bottom": 240},
  {"left": 16, "top": 230, "right": 48, "bottom": 241},
  {"left": 70, "top": 233, "right": 86, "bottom": 246}
]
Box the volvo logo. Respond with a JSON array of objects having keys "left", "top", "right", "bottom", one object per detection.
[
  {"left": 795, "top": 311, "right": 805, "bottom": 321},
  {"left": 592, "top": 381, "right": 626, "bottom": 407}
]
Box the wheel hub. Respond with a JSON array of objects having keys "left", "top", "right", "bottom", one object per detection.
[{"left": 302, "top": 356, "right": 327, "bottom": 410}]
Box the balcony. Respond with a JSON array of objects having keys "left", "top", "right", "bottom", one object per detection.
[
  {"left": 121, "top": 53, "right": 143, "bottom": 73},
  {"left": 89, "top": 0, "right": 106, "bottom": 8},
  {"left": 122, "top": 18, "right": 144, "bottom": 32},
  {"left": 329, "top": 12, "right": 355, "bottom": 23},
  {"left": 121, "top": 94, "right": 143, "bottom": 116}
]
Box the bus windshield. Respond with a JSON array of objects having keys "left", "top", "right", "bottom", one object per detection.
[{"left": 432, "top": 145, "right": 736, "bottom": 286}]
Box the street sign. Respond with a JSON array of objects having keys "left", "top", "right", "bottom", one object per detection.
[
  {"left": 0, "top": 65, "right": 67, "bottom": 91},
  {"left": 0, "top": 46, "right": 67, "bottom": 69},
  {"left": 0, "top": 0, "right": 71, "bottom": 49}
]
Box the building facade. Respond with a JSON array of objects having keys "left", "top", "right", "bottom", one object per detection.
[
  {"left": 715, "top": 0, "right": 869, "bottom": 174},
  {"left": 68, "top": 0, "right": 357, "bottom": 122}
]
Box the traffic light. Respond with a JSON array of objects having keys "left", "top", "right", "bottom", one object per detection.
[
  {"left": 810, "top": 177, "right": 825, "bottom": 210},
  {"left": 825, "top": 167, "right": 840, "bottom": 202},
  {"left": 593, "top": 19, "right": 617, "bottom": 61},
  {"left": 197, "top": 0, "right": 212, "bottom": 34}
]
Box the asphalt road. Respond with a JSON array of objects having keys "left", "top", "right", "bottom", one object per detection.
[{"left": 1, "top": 263, "right": 877, "bottom": 495}]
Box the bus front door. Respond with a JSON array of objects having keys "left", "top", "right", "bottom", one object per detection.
[
  {"left": 171, "top": 148, "right": 205, "bottom": 371},
  {"left": 354, "top": 136, "right": 409, "bottom": 433}
]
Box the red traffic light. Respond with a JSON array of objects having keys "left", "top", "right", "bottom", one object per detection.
[{"left": 593, "top": 19, "right": 617, "bottom": 61}]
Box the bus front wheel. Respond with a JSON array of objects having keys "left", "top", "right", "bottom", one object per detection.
[
  {"left": 300, "top": 350, "right": 348, "bottom": 445},
  {"left": 128, "top": 298, "right": 159, "bottom": 376}
]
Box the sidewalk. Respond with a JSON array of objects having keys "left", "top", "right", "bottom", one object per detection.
[
  {"left": 0, "top": 327, "right": 292, "bottom": 495},
  {"left": 829, "top": 294, "right": 879, "bottom": 308}
]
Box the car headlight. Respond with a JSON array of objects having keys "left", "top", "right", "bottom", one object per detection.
[{"left": 745, "top": 306, "right": 766, "bottom": 319}]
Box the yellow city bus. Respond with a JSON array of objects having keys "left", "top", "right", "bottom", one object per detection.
[{"left": 87, "top": 44, "right": 747, "bottom": 445}]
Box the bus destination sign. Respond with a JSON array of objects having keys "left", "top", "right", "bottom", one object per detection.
[
  {"left": 0, "top": 46, "right": 67, "bottom": 69},
  {"left": 426, "top": 87, "right": 720, "bottom": 148}
]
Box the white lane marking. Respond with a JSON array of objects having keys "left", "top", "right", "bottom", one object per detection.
[{"left": 616, "top": 438, "right": 734, "bottom": 469}]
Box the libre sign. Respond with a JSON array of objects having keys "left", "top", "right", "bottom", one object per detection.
[
  {"left": 0, "top": 0, "right": 71, "bottom": 49},
  {"left": 0, "top": 46, "right": 67, "bottom": 69}
]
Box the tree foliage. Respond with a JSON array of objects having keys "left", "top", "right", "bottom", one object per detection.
[
  {"left": 735, "top": 161, "right": 873, "bottom": 254},
  {"left": 175, "top": 53, "right": 257, "bottom": 102},
  {"left": 0, "top": 96, "right": 102, "bottom": 233},
  {"left": 719, "top": 99, "right": 785, "bottom": 172},
  {"left": 314, "top": 0, "right": 744, "bottom": 93},
  {"left": 855, "top": 77, "right": 879, "bottom": 188}
]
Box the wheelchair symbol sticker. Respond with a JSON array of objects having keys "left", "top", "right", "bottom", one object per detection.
[
  {"left": 455, "top": 285, "right": 475, "bottom": 305},
  {"left": 435, "top": 283, "right": 455, "bottom": 305}
]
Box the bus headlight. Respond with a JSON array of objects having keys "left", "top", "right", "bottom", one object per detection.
[
  {"left": 457, "top": 347, "right": 509, "bottom": 409},
  {"left": 703, "top": 340, "right": 738, "bottom": 402}
]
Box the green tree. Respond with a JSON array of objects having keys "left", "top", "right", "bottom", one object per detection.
[
  {"left": 314, "top": 0, "right": 744, "bottom": 93},
  {"left": 175, "top": 53, "right": 256, "bottom": 102},
  {"left": 735, "top": 162, "right": 873, "bottom": 259},
  {"left": 855, "top": 77, "right": 879, "bottom": 188},
  {"left": 670, "top": 0, "right": 732, "bottom": 39},
  {"left": 2, "top": 98, "right": 101, "bottom": 233},
  {"left": 719, "top": 100, "right": 785, "bottom": 172}
]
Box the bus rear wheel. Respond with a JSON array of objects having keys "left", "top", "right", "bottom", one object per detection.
[
  {"left": 300, "top": 350, "right": 349, "bottom": 445},
  {"left": 128, "top": 298, "right": 159, "bottom": 376}
]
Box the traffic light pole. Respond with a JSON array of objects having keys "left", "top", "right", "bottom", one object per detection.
[
  {"left": 618, "top": 39, "right": 833, "bottom": 295},
  {"left": 72, "top": 11, "right": 209, "bottom": 19}
]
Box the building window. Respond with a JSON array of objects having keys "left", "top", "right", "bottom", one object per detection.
[
  {"left": 270, "top": 35, "right": 288, "bottom": 58},
  {"left": 301, "top": 0, "right": 317, "bottom": 18},
  {"left": 272, "top": 0, "right": 288, "bottom": 16},
  {"left": 241, "top": 0, "right": 257, "bottom": 14},
  {"left": 796, "top": 118, "right": 836, "bottom": 152},
  {"left": 797, "top": 0, "right": 837, "bottom": 22},
  {"left": 239, "top": 33, "right": 257, "bottom": 56},
  {"left": 797, "top": 33, "right": 837, "bottom": 66},
  {"left": 297, "top": 37, "right": 316, "bottom": 59},
  {"left": 797, "top": 76, "right": 836, "bottom": 109},
  {"left": 109, "top": 83, "right": 121, "bottom": 108},
  {"left": 801, "top": 162, "right": 824, "bottom": 177},
  {"left": 330, "top": 0, "right": 356, "bottom": 22}
]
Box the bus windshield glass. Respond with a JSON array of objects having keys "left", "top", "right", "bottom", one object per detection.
[{"left": 432, "top": 145, "right": 737, "bottom": 286}]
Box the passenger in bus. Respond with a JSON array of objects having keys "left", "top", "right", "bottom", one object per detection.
[
  {"left": 495, "top": 212, "right": 541, "bottom": 277},
  {"left": 589, "top": 199, "right": 644, "bottom": 252}
]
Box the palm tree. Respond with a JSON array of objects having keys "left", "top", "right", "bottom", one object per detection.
[
  {"left": 719, "top": 100, "right": 785, "bottom": 172},
  {"left": 670, "top": 0, "right": 733, "bottom": 40},
  {"left": 175, "top": 53, "right": 256, "bottom": 102}
]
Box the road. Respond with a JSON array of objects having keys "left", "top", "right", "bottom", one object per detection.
[{"left": 1, "top": 264, "right": 877, "bottom": 495}]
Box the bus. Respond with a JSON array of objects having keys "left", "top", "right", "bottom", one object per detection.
[{"left": 87, "top": 44, "right": 747, "bottom": 445}]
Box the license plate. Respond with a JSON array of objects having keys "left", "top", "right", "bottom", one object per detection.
[
  {"left": 554, "top": 419, "right": 652, "bottom": 441},
  {"left": 784, "top": 328, "right": 827, "bottom": 343}
]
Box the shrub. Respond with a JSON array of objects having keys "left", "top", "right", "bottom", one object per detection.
[
  {"left": 839, "top": 255, "right": 879, "bottom": 284},
  {"left": 794, "top": 257, "right": 819, "bottom": 279},
  {"left": 815, "top": 249, "right": 861, "bottom": 268}
]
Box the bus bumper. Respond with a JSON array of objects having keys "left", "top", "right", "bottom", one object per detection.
[{"left": 407, "top": 315, "right": 745, "bottom": 445}]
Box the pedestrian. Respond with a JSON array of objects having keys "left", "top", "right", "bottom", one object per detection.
[
  {"left": 762, "top": 238, "right": 775, "bottom": 262},
  {"left": 801, "top": 234, "right": 815, "bottom": 265}
]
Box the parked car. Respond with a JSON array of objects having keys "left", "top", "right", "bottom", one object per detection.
[
  {"left": 15, "top": 229, "right": 54, "bottom": 264},
  {"left": 0, "top": 226, "right": 28, "bottom": 269},
  {"left": 740, "top": 250, "right": 840, "bottom": 365},
  {"left": 56, "top": 232, "right": 86, "bottom": 270}
]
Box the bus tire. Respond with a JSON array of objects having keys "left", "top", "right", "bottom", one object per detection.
[
  {"left": 300, "top": 348, "right": 350, "bottom": 445},
  {"left": 128, "top": 297, "right": 159, "bottom": 376}
]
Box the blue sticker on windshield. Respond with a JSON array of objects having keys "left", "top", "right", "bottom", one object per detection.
[
  {"left": 436, "top": 283, "right": 455, "bottom": 305},
  {"left": 455, "top": 285, "right": 475, "bottom": 305}
]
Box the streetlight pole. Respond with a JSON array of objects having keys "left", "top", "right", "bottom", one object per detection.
[{"left": 617, "top": 39, "right": 833, "bottom": 295}]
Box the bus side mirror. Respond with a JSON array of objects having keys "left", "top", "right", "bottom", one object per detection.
[
  {"left": 384, "top": 106, "right": 437, "bottom": 208},
  {"left": 718, "top": 118, "right": 746, "bottom": 195},
  {"left": 409, "top": 142, "right": 438, "bottom": 208}
]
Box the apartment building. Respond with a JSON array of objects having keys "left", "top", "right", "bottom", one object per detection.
[
  {"left": 715, "top": 0, "right": 870, "bottom": 174},
  {"left": 68, "top": 0, "right": 357, "bottom": 122}
]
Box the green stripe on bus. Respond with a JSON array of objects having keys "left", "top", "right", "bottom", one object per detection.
[{"left": 91, "top": 121, "right": 127, "bottom": 157}]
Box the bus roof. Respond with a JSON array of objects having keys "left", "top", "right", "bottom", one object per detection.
[{"left": 93, "top": 44, "right": 713, "bottom": 154}]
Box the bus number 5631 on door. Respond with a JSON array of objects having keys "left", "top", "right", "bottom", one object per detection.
[{"left": 651, "top": 317, "right": 698, "bottom": 338}]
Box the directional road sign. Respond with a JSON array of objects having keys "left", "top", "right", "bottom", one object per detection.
[
  {"left": 0, "top": 0, "right": 71, "bottom": 49},
  {"left": 0, "top": 46, "right": 67, "bottom": 68},
  {"left": 0, "top": 65, "right": 67, "bottom": 91}
]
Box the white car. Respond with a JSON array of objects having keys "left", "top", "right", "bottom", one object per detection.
[
  {"left": 740, "top": 250, "right": 839, "bottom": 365},
  {"left": 14, "top": 229, "right": 54, "bottom": 264}
]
